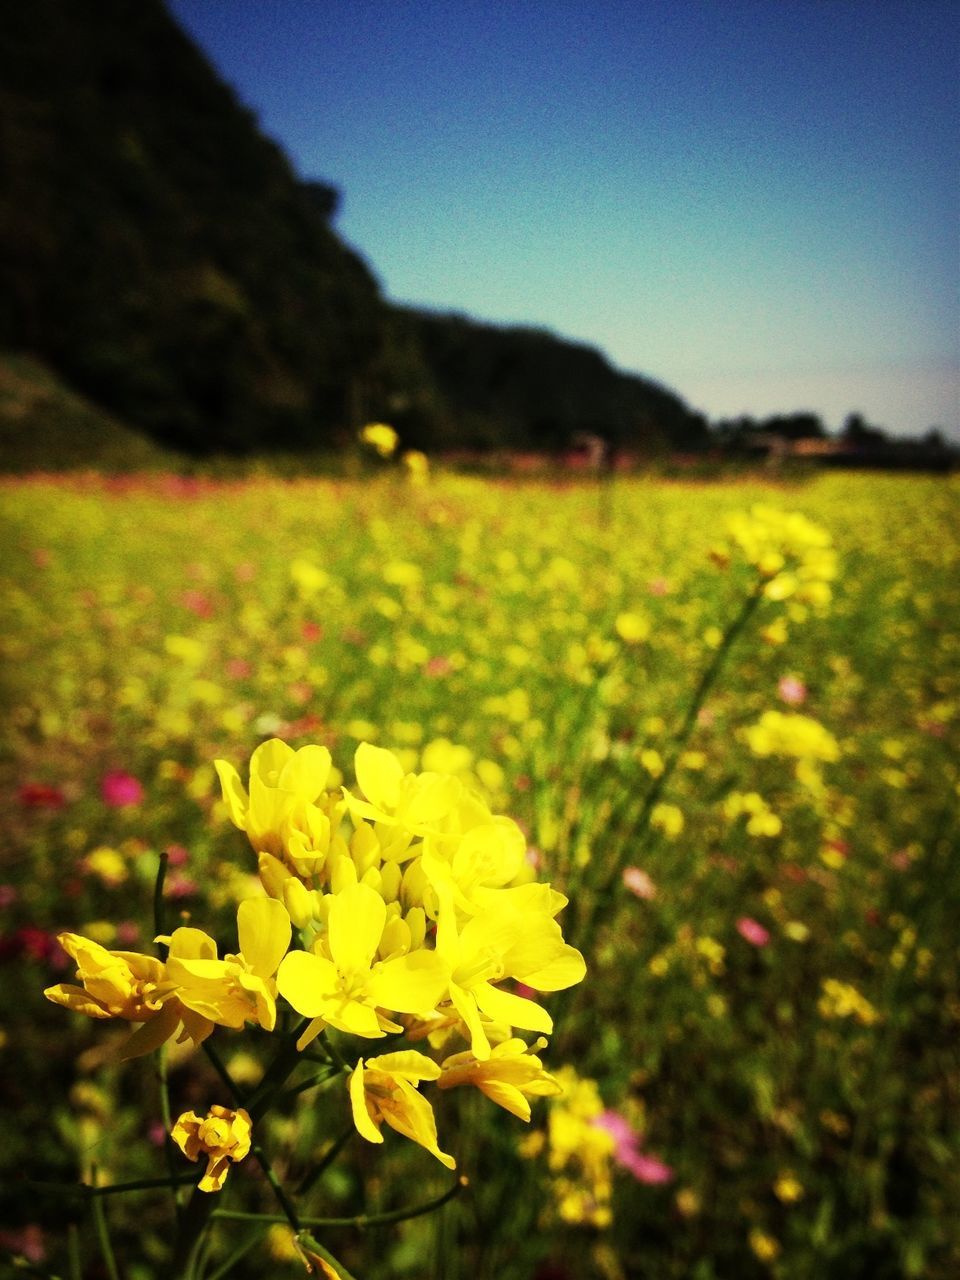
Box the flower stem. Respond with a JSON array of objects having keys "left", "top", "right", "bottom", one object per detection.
[{"left": 212, "top": 1173, "right": 468, "bottom": 1229}]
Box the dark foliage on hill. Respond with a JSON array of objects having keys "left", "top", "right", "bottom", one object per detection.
[
  {"left": 396, "top": 310, "right": 708, "bottom": 453},
  {"left": 0, "top": 0, "right": 706, "bottom": 459}
]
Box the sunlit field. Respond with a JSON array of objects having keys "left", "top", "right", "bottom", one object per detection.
[{"left": 1, "top": 469, "right": 957, "bottom": 1280}]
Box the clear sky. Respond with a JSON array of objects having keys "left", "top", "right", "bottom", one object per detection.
[{"left": 168, "top": 0, "right": 959, "bottom": 438}]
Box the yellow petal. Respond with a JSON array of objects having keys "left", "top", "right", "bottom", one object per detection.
[
  {"left": 278, "top": 745, "right": 332, "bottom": 801},
  {"left": 277, "top": 951, "right": 338, "bottom": 1018},
  {"left": 355, "top": 743, "right": 404, "bottom": 811},
  {"left": 475, "top": 983, "right": 553, "bottom": 1035},
  {"left": 349, "top": 1062, "right": 383, "bottom": 1144},
  {"left": 214, "top": 759, "right": 248, "bottom": 827},
  {"left": 479, "top": 1080, "right": 532, "bottom": 1121},
  {"left": 364, "top": 1050, "right": 441, "bottom": 1082},
  {"left": 521, "top": 946, "right": 586, "bottom": 992},
  {"left": 366, "top": 951, "right": 449, "bottom": 1015},
  {"left": 120, "top": 1003, "right": 181, "bottom": 1059},
  {"left": 327, "top": 882, "right": 385, "bottom": 974},
  {"left": 166, "top": 927, "right": 219, "bottom": 962},
  {"left": 249, "top": 738, "right": 294, "bottom": 787},
  {"left": 237, "top": 897, "right": 291, "bottom": 978}
]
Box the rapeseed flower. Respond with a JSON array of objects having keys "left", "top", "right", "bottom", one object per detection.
[
  {"left": 438, "top": 1036, "right": 561, "bottom": 1120},
  {"left": 277, "top": 881, "right": 448, "bottom": 1042},
  {"left": 171, "top": 1105, "right": 252, "bottom": 1192},
  {"left": 349, "top": 1050, "right": 455, "bottom": 1168}
]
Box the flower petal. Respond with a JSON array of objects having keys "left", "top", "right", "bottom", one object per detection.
[
  {"left": 475, "top": 982, "right": 554, "bottom": 1035},
  {"left": 237, "top": 897, "right": 291, "bottom": 978},
  {"left": 327, "top": 882, "right": 385, "bottom": 974},
  {"left": 277, "top": 951, "right": 338, "bottom": 1018}
]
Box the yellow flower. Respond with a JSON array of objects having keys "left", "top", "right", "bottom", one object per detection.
[
  {"left": 44, "top": 933, "right": 211, "bottom": 1059},
  {"left": 433, "top": 881, "right": 585, "bottom": 1059},
  {"left": 277, "top": 881, "right": 449, "bottom": 1042},
  {"left": 614, "top": 611, "right": 650, "bottom": 644},
  {"left": 163, "top": 897, "right": 291, "bottom": 1034},
  {"left": 343, "top": 743, "right": 462, "bottom": 838},
  {"left": 214, "top": 739, "right": 335, "bottom": 862},
  {"left": 439, "top": 1036, "right": 562, "bottom": 1121},
  {"left": 359, "top": 422, "right": 399, "bottom": 457},
  {"left": 349, "top": 1051, "right": 455, "bottom": 1168},
  {"left": 749, "top": 1228, "right": 781, "bottom": 1263},
  {"left": 171, "top": 1104, "right": 252, "bottom": 1192}
]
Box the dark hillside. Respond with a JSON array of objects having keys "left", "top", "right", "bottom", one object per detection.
[
  {"left": 0, "top": 0, "right": 386, "bottom": 454},
  {"left": 0, "top": 0, "right": 707, "bottom": 462}
]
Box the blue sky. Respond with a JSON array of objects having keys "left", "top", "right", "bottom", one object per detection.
[{"left": 169, "top": 0, "right": 959, "bottom": 438}]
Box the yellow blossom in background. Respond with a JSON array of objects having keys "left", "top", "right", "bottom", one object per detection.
[
  {"left": 359, "top": 422, "right": 399, "bottom": 457},
  {"left": 818, "top": 978, "right": 880, "bottom": 1026},
  {"left": 614, "top": 610, "right": 650, "bottom": 644},
  {"left": 650, "top": 802, "right": 684, "bottom": 837},
  {"left": 749, "top": 1228, "right": 781, "bottom": 1263},
  {"left": 402, "top": 449, "right": 430, "bottom": 483},
  {"left": 171, "top": 1104, "right": 252, "bottom": 1192}
]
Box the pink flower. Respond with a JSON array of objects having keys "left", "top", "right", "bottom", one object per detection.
[
  {"left": 226, "top": 658, "right": 252, "bottom": 679},
  {"left": 101, "top": 771, "right": 144, "bottom": 808},
  {"left": 165, "top": 844, "right": 190, "bottom": 868},
  {"left": 594, "top": 1111, "right": 673, "bottom": 1184},
  {"left": 778, "top": 675, "right": 807, "bottom": 706},
  {"left": 424, "top": 656, "right": 452, "bottom": 677},
  {"left": 623, "top": 867, "right": 657, "bottom": 900},
  {"left": 116, "top": 921, "right": 140, "bottom": 945},
  {"left": 301, "top": 621, "right": 323, "bottom": 642},
  {"left": 736, "top": 917, "right": 771, "bottom": 947}
]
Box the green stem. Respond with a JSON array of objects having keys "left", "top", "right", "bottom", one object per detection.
[
  {"left": 201, "top": 1038, "right": 246, "bottom": 1104},
  {"left": 280, "top": 1067, "right": 338, "bottom": 1102},
  {"left": 575, "top": 585, "right": 763, "bottom": 951},
  {"left": 251, "top": 1143, "right": 301, "bottom": 1232},
  {"left": 25, "top": 1172, "right": 198, "bottom": 1197},
  {"left": 67, "top": 1221, "right": 82, "bottom": 1280},
  {"left": 154, "top": 850, "right": 170, "bottom": 959},
  {"left": 296, "top": 1126, "right": 354, "bottom": 1197},
  {"left": 212, "top": 1173, "right": 468, "bottom": 1229},
  {"left": 295, "top": 1235, "right": 360, "bottom": 1280},
  {"left": 90, "top": 1183, "right": 120, "bottom": 1280},
  {"left": 203, "top": 1231, "right": 261, "bottom": 1280}
]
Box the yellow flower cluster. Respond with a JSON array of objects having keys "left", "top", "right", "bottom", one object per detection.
[
  {"left": 47, "top": 738, "right": 583, "bottom": 1172},
  {"left": 744, "top": 711, "right": 840, "bottom": 764},
  {"left": 818, "top": 978, "right": 880, "bottom": 1026},
  {"left": 522, "top": 1067, "right": 615, "bottom": 1228},
  {"left": 721, "top": 505, "right": 837, "bottom": 608}
]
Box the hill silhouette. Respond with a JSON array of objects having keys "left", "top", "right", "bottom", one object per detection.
[{"left": 0, "top": 0, "right": 706, "bottom": 464}]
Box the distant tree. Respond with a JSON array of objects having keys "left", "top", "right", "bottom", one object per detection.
[
  {"left": 841, "top": 413, "right": 888, "bottom": 445},
  {"left": 757, "top": 412, "right": 826, "bottom": 439}
]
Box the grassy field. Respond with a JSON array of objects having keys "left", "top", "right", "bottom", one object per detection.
[{"left": 1, "top": 469, "right": 957, "bottom": 1279}]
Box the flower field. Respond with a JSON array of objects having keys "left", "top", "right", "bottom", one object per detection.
[{"left": 1, "top": 469, "right": 957, "bottom": 1279}]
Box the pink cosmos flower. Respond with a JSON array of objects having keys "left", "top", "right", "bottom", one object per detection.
[
  {"left": 594, "top": 1111, "right": 673, "bottom": 1184},
  {"left": 101, "top": 771, "right": 144, "bottom": 807},
  {"left": 778, "top": 675, "right": 807, "bottom": 706},
  {"left": 165, "top": 844, "right": 190, "bottom": 868},
  {"left": 623, "top": 867, "right": 657, "bottom": 900},
  {"left": 736, "top": 917, "right": 771, "bottom": 947}
]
